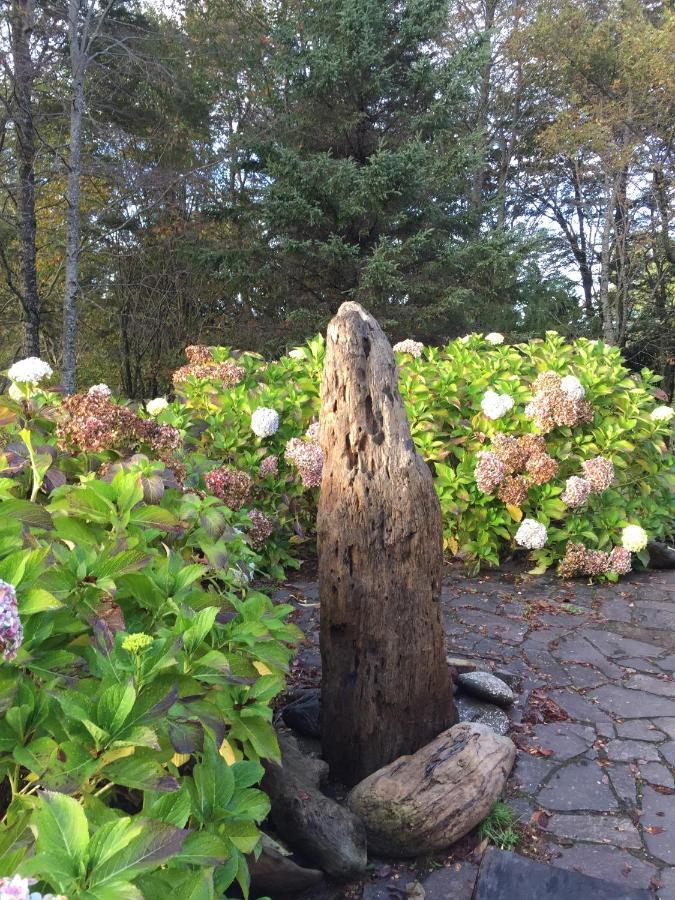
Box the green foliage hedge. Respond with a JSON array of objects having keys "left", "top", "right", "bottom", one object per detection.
[{"left": 165, "top": 331, "right": 673, "bottom": 576}]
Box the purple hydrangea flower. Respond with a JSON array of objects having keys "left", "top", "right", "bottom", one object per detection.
[{"left": 0, "top": 580, "right": 23, "bottom": 662}]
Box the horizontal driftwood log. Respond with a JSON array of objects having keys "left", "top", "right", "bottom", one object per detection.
[
  {"left": 262, "top": 732, "right": 368, "bottom": 880},
  {"left": 347, "top": 722, "right": 516, "bottom": 857}
]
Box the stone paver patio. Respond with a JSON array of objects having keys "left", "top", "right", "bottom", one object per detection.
[{"left": 277, "top": 564, "right": 675, "bottom": 899}]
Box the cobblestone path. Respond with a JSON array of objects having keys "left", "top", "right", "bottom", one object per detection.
[{"left": 279, "top": 565, "right": 675, "bottom": 899}]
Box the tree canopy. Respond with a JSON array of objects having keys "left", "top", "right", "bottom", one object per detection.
[{"left": 0, "top": 0, "right": 672, "bottom": 394}]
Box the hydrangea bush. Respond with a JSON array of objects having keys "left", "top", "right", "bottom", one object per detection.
[{"left": 0, "top": 366, "right": 302, "bottom": 896}]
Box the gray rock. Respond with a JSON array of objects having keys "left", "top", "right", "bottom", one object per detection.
[
  {"left": 615, "top": 720, "right": 665, "bottom": 742},
  {"left": 552, "top": 843, "right": 657, "bottom": 892},
  {"left": 247, "top": 834, "right": 323, "bottom": 895},
  {"left": 455, "top": 695, "right": 510, "bottom": 735},
  {"left": 590, "top": 685, "right": 675, "bottom": 719},
  {"left": 263, "top": 732, "right": 367, "bottom": 880},
  {"left": 457, "top": 671, "right": 515, "bottom": 706},
  {"left": 647, "top": 541, "right": 675, "bottom": 569},
  {"left": 637, "top": 761, "right": 673, "bottom": 788},
  {"left": 421, "top": 862, "right": 479, "bottom": 900},
  {"left": 624, "top": 674, "right": 675, "bottom": 698},
  {"left": 281, "top": 690, "right": 321, "bottom": 739}
]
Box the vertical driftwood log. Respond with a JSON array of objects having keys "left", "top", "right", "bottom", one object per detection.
[{"left": 318, "top": 301, "right": 456, "bottom": 785}]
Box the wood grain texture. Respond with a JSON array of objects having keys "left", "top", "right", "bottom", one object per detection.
[
  {"left": 347, "top": 722, "right": 517, "bottom": 856},
  {"left": 318, "top": 301, "right": 456, "bottom": 785}
]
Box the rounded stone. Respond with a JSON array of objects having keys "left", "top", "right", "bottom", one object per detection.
[
  {"left": 457, "top": 671, "right": 515, "bottom": 707},
  {"left": 455, "top": 695, "right": 510, "bottom": 736}
]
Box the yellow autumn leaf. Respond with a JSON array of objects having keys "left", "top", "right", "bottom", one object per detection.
[
  {"left": 253, "top": 661, "right": 272, "bottom": 676},
  {"left": 445, "top": 535, "right": 459, "bottom": 556},
  {"left": 219, "top": 739, "right": 236, "bottom": 765},
  {"left": 506, "top": 504, "right": 523, "bottom": 522}
]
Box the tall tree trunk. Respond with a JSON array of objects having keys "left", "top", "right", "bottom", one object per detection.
[
  {"left": 470, "top": 0, "right": 498, "bottom": 228},
  {"left": 317, "top": 302, "right": 455, "bottom": 787},
  {"left": 570, "top": 161, "right": 595, "bottom": 321},
  {"left": 10, "top": 0, "right": 41, "bottom": 356},
  {"left": 62, "top": 1, "right": 84, "bottom": 393},
  {"left": 599, "top": 176, "right": 618, "bottom": 344}
]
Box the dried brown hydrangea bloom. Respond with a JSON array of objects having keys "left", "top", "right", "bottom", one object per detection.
[
  {"left": 582, "top": 456, "right": 614, "bottom": 493},
  {"left": 284, "top": 437, "right": 324, "bottom": 488},
  {"left": 497, "top": 475, "right": 529, "bottom": 506},
  {"left": 518, "top": 434, "right": 547, "bottom": 458},
  {"left": 259, "top": 455, "right": 279, "bottom": 478},
  {"left": 533, "top": 371, "right": 562, "bottom": 393},
  {"left": 555, "top": 396, "right": 592, "bottom": 428},
  {"left": 247, "top": 509, "right": 274, "bottom": 545},
  {"left": 526, "top": 372, "right": 594, "bottom": 433},
  {"left": 561, "top": 475, "right": 592, "bottom": 508},
  {"left": 608, "top": 546, "right": 631, "bottom": 575},
  {"left": 491, "top": 433, "right": 528, "bottom": 474},
  {"left": 204, "top": 465, "right": 252, "bottom": 509},
  {"left": 58, "top": 393, "right": 181, "bottom": 458},
  {"left": 583, "top": 549, "right": 610, "bottom": 577},
  {"left": 185, "top": 345, "right": 214, "bottom": 364},
  {"left": 474, "top": 450, "right": 506, "bottom": 494},
  {"left": 525, "top": 452, "right": 559, "bottom": 485},
  {"left": 559, "top": 542, "right": 610, "bottom": 578},
  {"left": 172, "top": 360, "right": 245, "bottom": 387},
  {"left": 559, "top": 542, "right": 589, "bottom": 578}
]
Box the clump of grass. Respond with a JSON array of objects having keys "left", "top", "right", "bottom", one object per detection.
[{"left": 478, "top": 801, "right": 519, "bottom": 850}]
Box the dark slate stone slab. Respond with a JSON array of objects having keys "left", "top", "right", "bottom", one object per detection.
[
  {"left": 590, "top": 685, "right": 675, "bottom": 719},
  {"left": 420, "top": 861, "right": 478, "bottom": 900},
  {"left": 641, "top": 784, "right": 675, "bottom": 864},
  {"left": 551, "top": 843, "right": 657, "bottom": 890},
  {"left": 538, "top": 759, "right": 617, "bottom": 811},
  {"left": 473, "top": 847, "right": 651, "bottom": 900}
]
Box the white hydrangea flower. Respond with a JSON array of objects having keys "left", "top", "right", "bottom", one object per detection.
[
  {"left": 8, "top": 383, "right": 24, "bottom": 402},
  {"left": 480, "top": 390, "right": 514, "bottom": 420},
  {"left": 146, "top": 397, "right": 169, "bottom": 416},
  {"left": 251, "top": 406, "right": 280, "bottom": 437},
  {"left": 7, "top": 357, "right": 53, "bottom": 384},
  {"left": 392, "top": 339, "right": 424, "bottom": 358},
  {"left": 560, "top": 374, "right": 585, "bottom": 400},
  {"left": 485, "top": 332, "right": 504, "bottom": 345},
  {"left": 288, "top": 348, "right": 305, "bottom": 359},
  {"left": 651, "top": 405, "right": 673, "bottom": 423},
  {"left": 515, "top": 518, "right": 548, "bottom": 550},
  {"left": 621, "top": 524, "right": 648, "bottom": 553},
  {"left": 88, "top": 383, "right": 111, "bottom": 398}
]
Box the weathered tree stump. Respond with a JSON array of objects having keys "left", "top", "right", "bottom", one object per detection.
[
  {"left": 318, "top": 301, "right": 456, "bottom": 786},
  {"left": 347, "top": 722, "right": 516, "bottom": 857}
]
